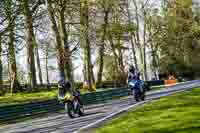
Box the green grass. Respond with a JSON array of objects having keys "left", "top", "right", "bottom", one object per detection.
[
  {"left": 0, "top": 89, "right": 58, "bottom": 107},
  {"left": 94, "top": 88, "right": 200, "bottom": 133}
]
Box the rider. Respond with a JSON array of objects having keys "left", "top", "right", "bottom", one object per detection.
[
  {"left": 58, "top": 76, "right": 82, "bottom": 105},
  {"left": 128, "top": 65, "right": 141, "bottom": 92},
  {"left": 128, "top": 65, "right": 140, "bottom": 82},
  {"left": 58, "top": 76, "right": 72, "bottom": 100}
]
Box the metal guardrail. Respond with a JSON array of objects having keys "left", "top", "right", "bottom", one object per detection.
[{"left": 80, "top": 87, "right": 130, "bottom": 105}]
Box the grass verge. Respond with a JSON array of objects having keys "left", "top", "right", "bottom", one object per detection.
[
  {"left": 94, "top": 88, "right": 200, "bottom": 133},
  {"left": 0, "top": 88, "right": 57, "bottom": 107}
]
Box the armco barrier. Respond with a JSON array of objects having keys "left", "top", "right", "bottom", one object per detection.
[
  {"left": 80, "top": 87, "right": 130, "bottom": 105},
  {"left": 0, "top": 100, "right": 63, "bottom": 122},
  {"left": 146, "top": 80, "right": 165, "bottom": 86}
]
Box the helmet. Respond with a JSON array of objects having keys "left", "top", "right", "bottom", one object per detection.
[
  {"left": 58, "top": 76, "right": 65, "bottom": 87},
  {"left": 129, "top": 65, "right": 135, "bottom": 73}
]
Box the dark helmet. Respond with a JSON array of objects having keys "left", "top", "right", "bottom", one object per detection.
[
  {"left": 129, "top": 65, "right": 135, "bottom": 73},
  {"left": 58, "top": 76, "right": 65, "bottom": 87},
  {"left": 65, "top": 81, "right": 71, "bottom": 89}
]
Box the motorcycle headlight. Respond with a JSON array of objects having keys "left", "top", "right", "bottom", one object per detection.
[{"left": 129, "top": 82, "right": 135, "bottom": 87}]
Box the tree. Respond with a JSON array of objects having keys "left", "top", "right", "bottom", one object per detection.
[
  {"left": 96, "top": 0, "right": 111, "bottom": 84},
  {"left": 46, "top": 0, "right": 66, "bottom": 80},
  {"left": 126, "top": 0, "right": 138, "bottom": 71},
  {"left": 158, "top": 0, "right": 193, "bottom": 74},
  {"left": 0, "top": 2, "right": 3, "bottom": 92},
  {"left": 80, "top": 0, "right": 94, "bottom": 89},
  {"left": 4, "top": 0, "right": 20, "bottom": 93},
  {"left": 35, "top": 43, "right": 43, "bottom": 85},
  {"left": 23, "top": 0, "right": 39, "bottom": 89},
  {"left": 0, "top": 35, "right": 3, "bottom": 94},
  {"left": 146, "top": 13, "right": 161, "bottom": 79},
  {"left": 58, "top": 0, "right": 74, "bottom": 85},
  {"left": 45, "top": 43, "right": 50, "bottom": 86}
]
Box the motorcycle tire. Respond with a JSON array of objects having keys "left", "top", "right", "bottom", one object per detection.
[
  {"left": 141, "top": 92, "right": 145, "bottom": 101},
  {"left": 78, "top": 106, "right": 84, "bottom": 116},
  {"left": 134, "top": 93, "right": 140, "bottom": 102},
  {"left": 65, "top": 102, "right": 76, "bottom": 118}
]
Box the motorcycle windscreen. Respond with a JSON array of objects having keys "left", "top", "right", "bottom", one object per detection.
[{"left": 129, "top": 81, "right": 137, "bottom": 88}]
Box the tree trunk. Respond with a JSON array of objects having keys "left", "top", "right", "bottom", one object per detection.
[
  {"left": 59, "top": 2, "right": 74, "bottom": 85},
  {"left": 150, "top": 42, "right": 158, "bottom": 79},
  {"left": 133, "top": 0, "right": 140, "bottom": 47},
  {"left": 91, "top": 64, "right": 95, "bottom": 84},
  {"left": 8, "top": 24, "right": 19, "bottom": 93},
  {"left": 35, "top": 45, "right": 43, "bottom": 85},
  {"left": 45, "top": 44, "right": 49, "bottom": 86},
  {"left": 130, "top": 34, "right": 138, "bottom": 70},
  {"left": 97, "top": 8, "right": 109, "bottom": 84},
  {"left": 143, "top": 12, "right": 147, "bottom": 81},
  {"left": 126, "top": 1, "right": 138, "bottom": 70},
  {"left": 24, "top": 0, "right": 37, "bottom": 89},
  {"left": 0, "top": 35, "right": 3, "bottom": 94},
  {"left": 133, "top": 0, "right": 144, "bottom": 79},
  {"left": 80, "top": 0, "right": 93, "bottom": 89},
  {"left": 46, "top": 0, "right": 66, "bottom": 79},
  {"left": 108, "top": 33, "right": 119, "bottom": 73},
  {"left": 139, "top": 47, "right": 144, "bottom": 80},
  {"left": 5, "top": 0, "right": 19, "bottom": 93},
  {"left": 117, "top": 35, "right": 126, "bottom": 82}
]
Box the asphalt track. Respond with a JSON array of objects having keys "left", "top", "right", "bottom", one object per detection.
[{"left": 0, "top": 80, "right": 199, "bottom": 133}]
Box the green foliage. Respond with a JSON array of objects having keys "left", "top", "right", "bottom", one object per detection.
[
  {"left": 124, "top": 23, "right": 136, "bottom": 33},
  {"left": 103, "top": 55, "right": 116, "bottom": 80},
  {"left": 192, "top": 23, "right": 200, "bottom": 39},
  {"left": 110, "top": 23, "right": 124, "bottom": 35},
  {"left": 109, "top": 23, "right": 136, "bottom": 35},
  {"left": 149, "top": 1, "right": 200, "bottom": 77}
]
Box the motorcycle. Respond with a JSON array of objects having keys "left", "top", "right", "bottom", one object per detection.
[
  {"left": 128, "top": 80, "right": 146, "bottom": 102},
  {"left": 59, "top": 90, "right": 84, "bottom": 118}
]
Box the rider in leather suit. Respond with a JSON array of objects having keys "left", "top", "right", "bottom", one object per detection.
[{"left": 58, "top": 77, "right": 82, "bottom": 105}]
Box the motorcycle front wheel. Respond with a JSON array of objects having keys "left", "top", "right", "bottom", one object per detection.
[{"left": 65, "top": 102, "right": 76, "bottom": 118}]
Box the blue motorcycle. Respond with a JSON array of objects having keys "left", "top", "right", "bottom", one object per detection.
[{"left": 128, "top": 80, "right": 146, "bottom": 102}]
